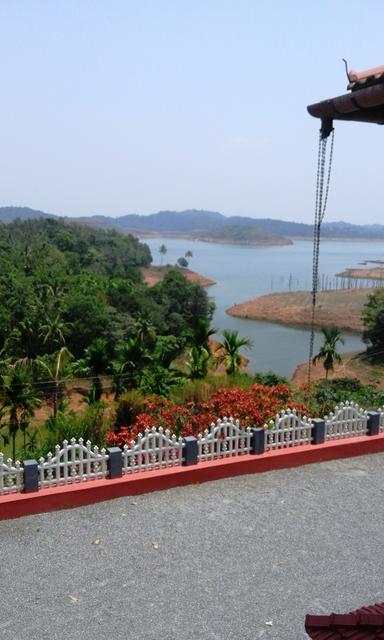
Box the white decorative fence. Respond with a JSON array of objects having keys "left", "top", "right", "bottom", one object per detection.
[
  {"left": 264, "top": 409, "right": 313, "bottom": 450},
  {"left": 38, "top": 438, "right": 109, "bottom": 488},
  {"left": 1, "top": 403, "right": 384, "bottom": 497},
  {"left": 122, "top": 427, "right": 183, "bottom": 473},
  {"left": 325, "top": 402, "right": 368, "bottom": 440},
  {"left": 0, "top": 453, "right": 23, "bottom": 495},
  {"left": 197, "top": 417, "right": 252, "bottom": 461}
]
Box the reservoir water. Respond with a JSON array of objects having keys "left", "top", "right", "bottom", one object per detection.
[{"left": 144, "top": 237, "right": 384, "bottom": 377}]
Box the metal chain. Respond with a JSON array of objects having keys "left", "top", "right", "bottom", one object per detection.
[{"left": 307, "top": 128, "right": 335, "bottom": 391}]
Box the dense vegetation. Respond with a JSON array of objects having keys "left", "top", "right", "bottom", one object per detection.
[
  {"left": 0, "top": 218, "right": 216, "bottom": 458},
  {"left": 362, "top": 289, "right": 384, "bottom": 361},
  {"left": 0, "top": 218, "right": 214, "bottom": 360}
]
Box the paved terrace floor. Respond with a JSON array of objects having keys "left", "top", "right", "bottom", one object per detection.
[{"left": 1, "top": 454, "right": 384, "bottom": 640}]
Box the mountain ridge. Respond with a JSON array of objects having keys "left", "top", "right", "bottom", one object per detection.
[{"left": 1, "top": 206, "right": 384, "bottom": 239}]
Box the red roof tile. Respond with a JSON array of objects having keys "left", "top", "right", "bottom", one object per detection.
[{"left": 306, "top": 604, "right": 384, "bottom": 640}]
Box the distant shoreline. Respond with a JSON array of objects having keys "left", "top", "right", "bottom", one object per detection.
[
  {"left": 135, "top": 231, "right": 384, "bottom": 245},
  {"left": 135, "top": 231, "right": 292, "bottom": 247}
]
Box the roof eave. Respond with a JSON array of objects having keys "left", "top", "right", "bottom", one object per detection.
[{"left": 307, "top": 82, "right": 384, "bottom": 126}]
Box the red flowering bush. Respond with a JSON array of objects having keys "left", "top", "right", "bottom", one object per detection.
[{"left": 106, "top": 384, "right": 308, "bottom": 447}]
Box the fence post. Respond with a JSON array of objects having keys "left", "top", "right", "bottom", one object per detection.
[
  {"left": 183, "top": 436, "right": 198, "bottom": 466},
  {"left": 23, "top": 460, "right": 39, "bottom": 493},
  {"left": 367, "top": 412, "right": 380, "bottom": 436},
  {"left": 107, "top": 447, "right": 123, "bottom": 479},
  {"left": 251, "top": 428, "right": 265, "bottom": 455},
  {"left": 311, "top": 419, "right": 326, "bottom": 445}
]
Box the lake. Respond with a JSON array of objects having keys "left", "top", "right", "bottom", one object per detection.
[{"left": 144, "top": 237, "right": 384, "bottom": 377}]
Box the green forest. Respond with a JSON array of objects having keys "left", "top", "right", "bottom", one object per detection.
[{"left": 0, "top": 218, "right": 216, "bottom": 458}]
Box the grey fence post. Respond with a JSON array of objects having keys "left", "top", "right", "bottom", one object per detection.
[
  {"left": 251, "top": 428, "right": 265, "bottom": 455},
  {"left": 183, "top": 436, "right": 198, "bottom": 466},
  {"left": 367, "top": 412, "right": 380, "bottom": 436},
  {"left": 23, "top": 460, "right": 39, "bottom": 493},
  {"left": 107, "top": 447, "right": 123, "bottom": 479},
  {"left": 311, "top": 419, "right": 326, "bottom": 445}
]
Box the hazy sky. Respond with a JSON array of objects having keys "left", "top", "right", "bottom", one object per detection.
[{"left": 1, "top": 0, "right": 383, "bottom": 223}]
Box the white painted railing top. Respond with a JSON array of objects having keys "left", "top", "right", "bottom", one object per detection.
[
  {"left": 38, "top": 438, "right": 109, "bottom": 488},
  {"left": 197, "top": 417, "right": 251, "bottom": 461},
  {"left": 122, "top": 427, "right": 183, "bottom": 474},
  {"left": 0, "top": 453, "right": 23, "bottom": 496},
  {"left": 264, "top": 409, "right": 313, "bottom": 450},
  {"left": 325, "top": 401, "right": 368, "bottom": 440}
]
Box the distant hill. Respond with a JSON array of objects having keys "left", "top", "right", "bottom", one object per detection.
[
  {"left": 1, "top": 206, "right": 384, "bottom": 240},
  {"left": 0, "top": 206, "right": 55, "bottom": 223},
  {"left": 191, "top": 224, "right": 292, "bottom": 246}
]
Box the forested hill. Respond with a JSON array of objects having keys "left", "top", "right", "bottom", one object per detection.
[
  {"left": 0, "top": 217, "right": 213, "bottom": 369},
  {"left": 1, "top": 217, "right": 152, "bottom": 276},
  {"left": 1, "top": 206, "right": 384, "bottom": 239}
]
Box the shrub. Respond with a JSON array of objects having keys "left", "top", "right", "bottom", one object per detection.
[{"left": 106, "top": 383, "right": 308, "bottom": 447}]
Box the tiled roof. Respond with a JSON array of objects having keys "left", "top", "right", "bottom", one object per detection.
[
  {"left": 348, "top": 65, "right": 384, "bottom": 91},
  {"left": 306, "top": 603, "right": 384, "bottom": 640},
  {"left": 307, "top": 63, "right": 384, "bottom": 128}
]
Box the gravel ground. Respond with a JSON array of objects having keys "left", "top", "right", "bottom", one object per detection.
[{"left": 1, "top": 454, "right": 384, "bottom": 640}]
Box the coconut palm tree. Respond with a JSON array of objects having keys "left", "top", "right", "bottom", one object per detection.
[
  {"left": 215, "top": 329, "right": 252, "bottom": 376},
  {"left": 159, "top": 244, "right": 168, "bottom": 266},
  {"left": 0, "top": 365, "right": 41, "bottom": 459},
  {"left": 37, "top": 347, "right": 74, "bottom": 418},
  {"left": 312, "top": 326, "right": 344, "bottom": 379}
]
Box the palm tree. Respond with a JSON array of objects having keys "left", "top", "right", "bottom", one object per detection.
[
  {"left": 215, "top": 329, "right": 253, "bottom": 376},
  {"left": 37, "top": 347, "right": 74, "bottom": 418},
  {"left": 159, "top": 244, "right": 168, "bottom": 266},
  {"left": 111, "top": 337, "right": 152, "bottom": 399},
  {"left": 186, "top": 319, "right": 218, "bottom": 379},
  {"left": 133, "top": 318, "right": 156, "bottom": 346},
  {"left": 0, "top": 365, "right": 41, "bottom": 459},
  {"left": 312, "top": 326, "right": 344, "bottom": 379},
  {"left": 73, "top": 339, "right": 109, "bottom": 404},
  {"left": 187, "top": 346, "right": 211, "bottom": 380},
  {"left": 193, "top": 319, "right": 217, "bottom": 351},
  {"left": 39, "top": 315, "right": 71, "bottom": 350}
]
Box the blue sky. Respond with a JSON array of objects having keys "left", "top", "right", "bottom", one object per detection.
[{"left": 0, "top": 0, "right": 383, "bottom": 223}]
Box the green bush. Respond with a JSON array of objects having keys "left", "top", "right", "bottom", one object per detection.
[
  {"left": 253, "top": 371, "right": 289, "bottom": 386},
  {"left": 33, "top": 403, "right": 109, "bottom": 458}
]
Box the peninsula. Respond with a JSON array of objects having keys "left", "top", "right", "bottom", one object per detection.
[{"left": 227, "top": 288, "right": 373, "bottom": 333}]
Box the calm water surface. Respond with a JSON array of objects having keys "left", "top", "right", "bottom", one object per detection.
[{"left": 144, "top": 238, "right": 384, "bottom": 377}]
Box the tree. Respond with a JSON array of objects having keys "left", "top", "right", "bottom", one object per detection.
[
  {"left": 159, "top": 244, "right": 167, "bottom": 266},
  {"left": 186, "top": 319, "right": 217, "bottom": 379},
  {"left": 75, "top": 339, "right": 110, "bottom": 403},
  {"left": 111, "top": 337, "right": 151, "bottom": 398},
  {"left": 362, "top": 289, "right": 384, "bottom": 361},
  {"left": 312, "top": 326, "right": 344, "bottom": 379},
  {"left": 0, "top": 365, "right": 41, "bottom": 459},
  {"left": 215, "top": 329, "right": 252, "bottom": 376},
  {"left": 177, "top": 257, "right": 188, "bottom": 269},
  {"left": 185, "top": 250, "right": 193, "bottom": 261},
  {"left": 37, "top": 347, "right": 74, "bottom": 418},
  {"left": 187, "top": 346, "right": 211, "bottom": 379}
]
